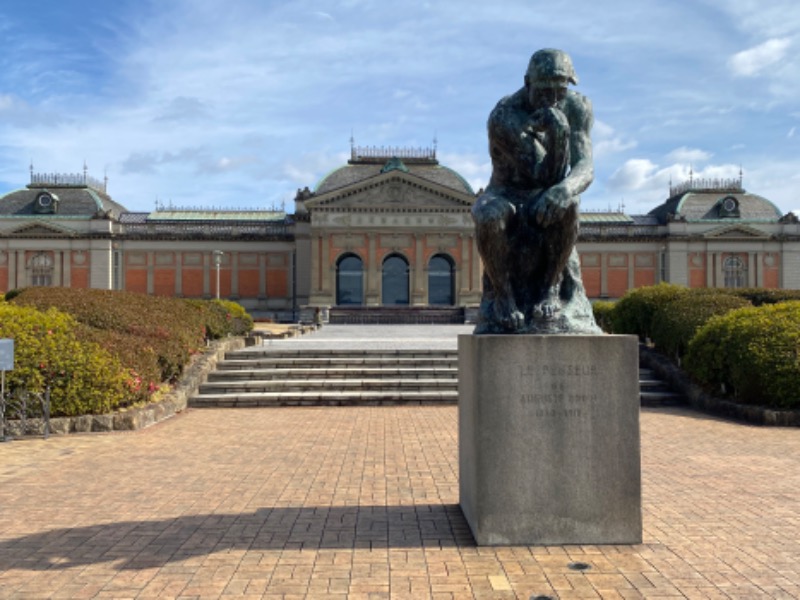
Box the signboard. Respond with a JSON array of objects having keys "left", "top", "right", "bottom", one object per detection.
[{"left": 0, "top": 339, "right": 13, "bottom": 371}]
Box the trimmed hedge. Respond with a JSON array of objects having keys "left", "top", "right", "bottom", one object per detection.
[
  {"left": 610, "top": 283, "right": 688, "bottom": 341},
  {"left": 686, "top": 302, "right": 800, "bottom": 409},
  {"left": 591, "top": 300, "right": 616, "bottom": 333},
  {"left": 649, "top": 290, "right": 751, "bottom": 360},
  {"left": 0, "top": 304, "right": 130, "bottom": 416},
  {"left": 727, "top": 288, "right": 800, "bottom": 306},
  {"left": 11, "top": 288, "right": 207, "bottom": 385}
]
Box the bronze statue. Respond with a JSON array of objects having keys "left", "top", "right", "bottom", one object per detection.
[{"left": 472, "top": 49, "right": 600, "bottom": 334}]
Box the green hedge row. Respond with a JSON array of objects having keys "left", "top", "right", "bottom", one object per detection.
[
  {"left": 686, "top": 302, "right": 800, "bottom": 409},
  {"left": 0, "top": 304, "right": 129, "bottom": 416},
  {"left": 3, "top": 288, "right": 254, "bottom": 413},
  {"left": 593, "top": 285, "right": 800, "bottom": 410}
]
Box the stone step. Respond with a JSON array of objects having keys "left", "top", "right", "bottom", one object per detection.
[
  {"left": 228, "top": 348, "right": 457, "bottom": 360},
  {"left": 200, "top": 378, "right": 458, "bottom": 394},
  {"left": 190, "top": 389, "right": 459, "bottom": 407},
  {"left": 216, "top": 357, "right": 458, "bottom": 370},
  {"left": 208, "top": 367, "right": 458, "bottom": 381}
]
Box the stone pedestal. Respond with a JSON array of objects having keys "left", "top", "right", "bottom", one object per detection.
[{"left": 458, "top": 334, "right": 642, "bottom": 545}]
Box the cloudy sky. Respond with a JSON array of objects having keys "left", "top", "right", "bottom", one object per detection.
[{"left": 1, "top": 0, "right": 798, "bottom": 215}]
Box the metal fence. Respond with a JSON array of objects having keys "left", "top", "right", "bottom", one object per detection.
[{"left": 0, "top": 388, "right": 51, "bottom": 441}]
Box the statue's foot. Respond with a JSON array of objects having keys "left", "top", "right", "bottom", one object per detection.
[
  {"left": 533, "top": 299, "right": 560, "bottom": 320},
  {"left": 501, "top": 309, "right": 525, "bottom": 331}
]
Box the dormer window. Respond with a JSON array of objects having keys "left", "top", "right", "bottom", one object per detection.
[
  {"left": 34, "top": 191, "right": 59, "bottom": 214},
  {"left": 718, "top": 196, "right": 740, "bottom": 218}
]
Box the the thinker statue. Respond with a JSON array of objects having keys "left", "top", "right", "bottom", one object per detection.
[{"left": 472, "top": 49, "right": 600, "bottom": 334}]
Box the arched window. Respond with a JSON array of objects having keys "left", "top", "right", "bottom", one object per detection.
[
  {"left": 428, "top": 254, "right": 455, "bottom": 305},
  {"left": 382, "top": 254, "right": 409, "bottom": 305},
  {"left": 29, "top": 253, "right": 54, "bottom": 287},
  {"left": 336, "top": 254, "right": 364, "bottom": 305},
  {"left": 723, "top": 255, "right": 747, "bottom": 289}
]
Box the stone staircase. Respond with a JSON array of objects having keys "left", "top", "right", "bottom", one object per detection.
[
  {"left": 189, "top": 347, "right": 686, "bottom": 408},
  {"left": 190, "top": 348, "right": 459, "bottom": 407},
  {"left": 638, "top": 366, "right": 686, "bottom": 407}
]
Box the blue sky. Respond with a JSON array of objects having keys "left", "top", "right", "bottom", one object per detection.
[{"left": 1, "top": 0, "right": 798, "bottom": 215}]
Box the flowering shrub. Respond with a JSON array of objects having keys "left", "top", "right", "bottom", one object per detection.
[
  {"left": 686, "top": 302, "right": 800, "bottom": 409},
  {"left": 0, "top": 304, "right": 129, "bottom": 416},
  {"left": 11, "top": 287, "right": 208, "bottom": 383}
]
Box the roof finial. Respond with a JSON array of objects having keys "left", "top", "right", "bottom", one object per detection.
[
  {"left": 29, "top": 160, "right": 34, "bottom": 182},
  {"left": 350, "top": 130, "right": 355, "bottom": 160}
]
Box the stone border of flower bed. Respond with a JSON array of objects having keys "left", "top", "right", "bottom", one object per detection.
[
  {"left": 3, "top": 337, "right": 244, "bottom": 438},
  {"left": 639, "top": 344, "right": 800, "bottom": 427}
]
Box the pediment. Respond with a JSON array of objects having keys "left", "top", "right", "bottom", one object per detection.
[
  {"left": 703, "top": 224, "right": 770, "bottom": 239},
  {"left": 305, "top": 171, "right": 474, "bottom": 211},
  {"left": 3, "top": 222, "right": 77, "bottom": 237}
]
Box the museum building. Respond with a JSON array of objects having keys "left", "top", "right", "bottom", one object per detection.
[{"left": 1, "top": 147, "right": 798, "bottom": 322}]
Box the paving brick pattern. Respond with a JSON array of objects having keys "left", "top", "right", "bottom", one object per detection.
[{"left": 1, "top": 405, "right": 799, "bottom": 599}]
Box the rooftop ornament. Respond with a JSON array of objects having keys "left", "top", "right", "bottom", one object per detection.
[
  {"left": 28, "top": 162, "right": 108, "bottom": 194},
  {"left": 668, "top": 170, "right": 744, "bottom": 198}
]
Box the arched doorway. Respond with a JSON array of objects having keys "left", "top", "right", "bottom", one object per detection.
[
  {"left": 723, "top": 255, "right": 747, "bottom": 289},
  {"left": 29, "top": 252, "right": 54, "bottom": 287},
  {"left": 428, "top": 254, "right": 455, "bottom": 305},
  {"left": 382, "top": 254, "right": 409, "bottom": 305},
  {"left": 336, "top": 254, "right": 364, "bottom": 305}
]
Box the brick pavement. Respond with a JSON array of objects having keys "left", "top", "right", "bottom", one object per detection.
[{"left": 0, "top": 404, "right": 798, "bottom": 599}]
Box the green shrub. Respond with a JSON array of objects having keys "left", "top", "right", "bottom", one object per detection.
[
  {"left": 610, "top": 283, "right": 687, "bottom": 340},
  {"left": 185, "top": 299, "right": 254, "bottom": 339},
  {"left": 214, "top": 299, "right": 253, "bottom": 336},
  {"left": 3, "top": 288, "right": 23, "bottom": 302},
  {"left": 649, "top": 290, "right": 750, "bottom": 360},
  {"left": 592, "top": 300, "right": 616, "bottom": 333},
  {"left": 686, "top": 302, "right": 800, "bottom": 409},
  {"left": 10, "top": 287, "right": 206, "bottom": 383},
  {"left": 728, "top": 288, "right": 800, "bottom": 306},
  {"left": 0, "top": 304, "right": 130, "bottom": 416}
]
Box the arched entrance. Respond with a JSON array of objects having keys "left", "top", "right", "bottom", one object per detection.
[
  {"left": 382, "top": 254, "right": 409, "bottom": 305},
  {"left": 336, "top": 254, "right": 364, "bottom": 305},
  {"left": 428, "top": 254, "right": 455, "bottom": 305}
]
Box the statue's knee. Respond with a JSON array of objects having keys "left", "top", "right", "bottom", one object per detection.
[{"left": 472, "top": 196, "right": 511, "bottom": 227}]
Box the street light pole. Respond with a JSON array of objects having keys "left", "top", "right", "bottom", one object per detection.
[{"left": 212, "top": 251, "right": 224, "bottom": 300}]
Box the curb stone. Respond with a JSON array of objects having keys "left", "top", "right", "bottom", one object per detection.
[
  {"left": 5, "top": 337, "right": 244, "bottom": 437},
  {"left": 639, "top": 344, "right": 800, "bottom": 427}
]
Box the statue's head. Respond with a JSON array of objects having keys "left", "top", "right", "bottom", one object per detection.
[{"left": 524, "top": 49, "right": 577, "bottom": 107}]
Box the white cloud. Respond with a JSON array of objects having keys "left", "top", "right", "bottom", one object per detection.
[
  {"left": 438, "top": 152, "right": 491, "bottom": 192},
  {"left": 608, "top": 159, "right": 660, "bottom": 191},
  {"left": 789, "top": 127, "right": 797, "bottom": 138},
  {"left": 729, "top": 38, "right": 792, "bottom": 77},
  {"left": 666, "top": 146, "right": 713, "bottom": 164},
  {"left": 603, "top": 158, "right": 744, "bottom": 211},
  {"left": 592, "top": 120, "right": 637, "bottom": 159}
]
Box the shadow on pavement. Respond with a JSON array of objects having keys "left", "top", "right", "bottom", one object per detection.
[{"left": 0, "top": 504, "right": 474, "bottom": 571}]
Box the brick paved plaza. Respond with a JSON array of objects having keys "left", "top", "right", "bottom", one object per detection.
[
  {"left": 2, "top": 407, "right": 799, "bottom": 599},
  {"left": 0, "top": 327, "right": 798, "bottom": 599}
]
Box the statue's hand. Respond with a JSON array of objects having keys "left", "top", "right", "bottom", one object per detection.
[{"left": 532, "top": 186, "right": 574, "bottom": 228}]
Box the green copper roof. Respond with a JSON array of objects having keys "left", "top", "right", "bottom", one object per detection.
[
  {"left": 380, "top": 157, "right": 410, "bottom": 174},
  {"left": 147, "top": 210, "right": 285, "bottom": 222}
]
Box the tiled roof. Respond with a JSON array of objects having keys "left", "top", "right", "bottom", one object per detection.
[
  {"left": 649, "top": 190, "right": 782, "bottom": 223},
  {"left": 0, "top": 186, "right": 128, "bottom": 217},
  {"left": 146, "top": 210, "right": 286, "bottom": 222},
  {"left": 315, "top": 163, "right": 475, "bottom": 195},
  {"left": 579, "top": 212, "right": 634, "bottom": 224}
]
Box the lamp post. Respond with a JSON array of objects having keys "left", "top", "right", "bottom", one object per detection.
[{"left": 212, "top": 251, "right": 224, "bottom": 300}]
